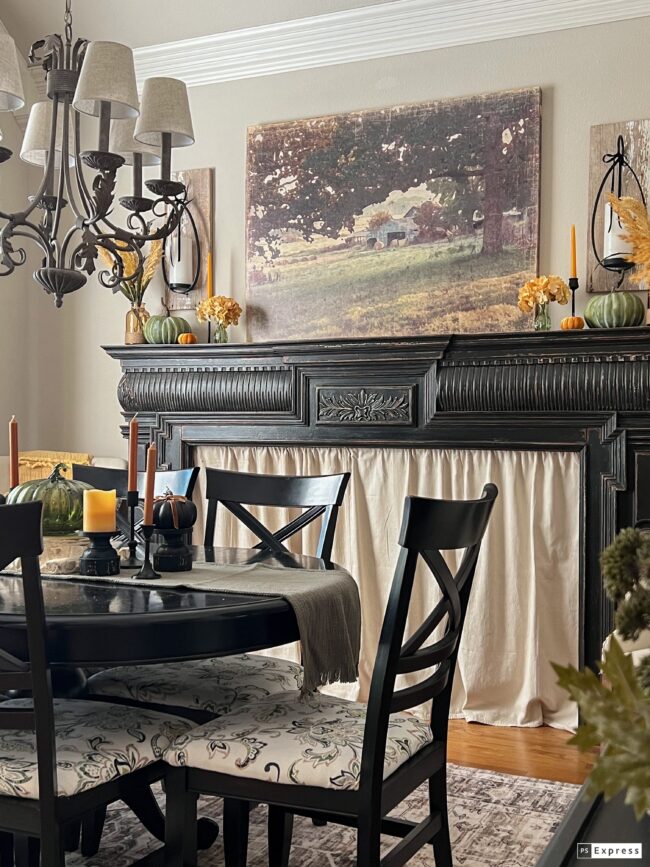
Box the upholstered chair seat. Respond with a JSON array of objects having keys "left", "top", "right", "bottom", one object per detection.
[
  {"left": 0, "top": 698, "right": 191, "bottom": 799},
  {"left": 164, "top": 691, "right": 433, "bottom": 790},
  {"left": 86, "top": 654, "right": 304, "bottom": 716}
]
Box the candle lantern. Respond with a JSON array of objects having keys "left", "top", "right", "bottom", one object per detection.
[
  {"left": 591, "top": 135, "right": 646, "bottom": 287},
  {"left": 163, "top": 201, "right": 201, "bottom": 294}
]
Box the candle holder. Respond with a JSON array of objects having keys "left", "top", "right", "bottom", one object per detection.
[
  {"left": 569, "top": 276, "right": 579, "bottom": 316},
  {"left": 122, "top": 490, "right": 143, "bottom": 569},
  {"left": 134, "top": 524, "right": 161, "bottom": 580},
  {"left": 153, "top": 528, "right": 193, "bottom": 572},
  {"left": 79, "top": 532, "right": 121, "bottom": 577}
]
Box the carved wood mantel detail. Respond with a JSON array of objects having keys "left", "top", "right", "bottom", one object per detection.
[{"left": 105, "top": 328, "right": 650, "bottom": 668}]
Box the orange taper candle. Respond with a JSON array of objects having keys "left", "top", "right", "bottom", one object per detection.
[
  {"left": 8, "top": 415, "right": 19, "bottom": 490},
  {"left": 143, "top": 442, "right": 157, "bottom": 526},
  {"left": 127, "top": 416, "right": 138, "bottom": 492},
  {"left": 570, "top": 224, "right": 577, "bottom": 279},
  {"left": 206, "top": 251, "right": 214, "bottom": 298}
]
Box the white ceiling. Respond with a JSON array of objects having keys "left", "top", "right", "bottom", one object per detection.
[{"left": 0, "top": 0, "right": 397, "bottom": 54}]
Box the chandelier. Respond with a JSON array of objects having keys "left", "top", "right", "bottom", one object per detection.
[{"left": 0, "top": 0, "right": 195, "bottom": 306}]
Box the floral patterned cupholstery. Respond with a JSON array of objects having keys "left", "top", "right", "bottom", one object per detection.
[
  {"left": 164, "top": 691, "right": 434, "bottom": 790},
  {"left": 86, "top": 653, "right": 304, "bottom": 716},
  {"left": 0, "top": 699, "right": 192, "bottom": 799}
]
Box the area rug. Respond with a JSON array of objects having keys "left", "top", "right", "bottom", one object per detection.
[{"left": 70, "top": 765, "right": 579, "bottom": 866}]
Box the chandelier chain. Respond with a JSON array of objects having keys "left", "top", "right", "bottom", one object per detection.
[{"left": 64, "top": 0, "right": 73, "bottom": 46}]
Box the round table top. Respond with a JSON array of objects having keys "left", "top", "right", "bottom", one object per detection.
[{"left": 0, "top": 547, "right": 328, "bottom": 667}]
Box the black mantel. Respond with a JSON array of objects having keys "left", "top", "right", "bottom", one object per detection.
[{"left": 105, "top": 327, "right": 650, "bottom": 668}]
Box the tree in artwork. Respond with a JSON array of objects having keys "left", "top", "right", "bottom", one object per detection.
[{"left": 246, "top": 88, "right": 540, "bottom": 341}]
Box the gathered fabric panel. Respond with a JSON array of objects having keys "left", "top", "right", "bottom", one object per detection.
[{"left": 195, "top": 446, "right": 579, "bottom": 730}]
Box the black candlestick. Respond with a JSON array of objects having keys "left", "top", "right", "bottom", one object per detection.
[
  {"left": 134, "top": 524, "right": 160, "bottom": 580},
  {"left": 122, "top": 490, "right": 143, "bottom": 569},
  {"left": 79, "top": 532, "right": 121, "bottom": 577},
  {"left": 569, "top": 276, "right": 579, "bottom": 317}
]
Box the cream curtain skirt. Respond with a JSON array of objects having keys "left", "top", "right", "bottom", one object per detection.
[{"left": 195, "top": 446, "right": 579, "bottom": 730}]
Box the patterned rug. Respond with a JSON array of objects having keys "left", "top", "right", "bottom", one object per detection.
[{"left": 70, "top": 765, "right": 579, "bottom": 866}]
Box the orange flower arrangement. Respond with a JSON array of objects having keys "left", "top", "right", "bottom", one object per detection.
[
  {"left": 196, "top": 295, "right": 242, "bottom": 326},
  {"left": 518, "top": 275, "right": 570, "bottom": 313}
]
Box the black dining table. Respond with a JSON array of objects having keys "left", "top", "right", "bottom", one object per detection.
[{"left": 0, "top": 546, "right": 333, "bottom": 855}]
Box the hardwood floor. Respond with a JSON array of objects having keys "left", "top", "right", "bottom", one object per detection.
[{"left": 447, "top": 720, "right": 595, "bottom": 785}]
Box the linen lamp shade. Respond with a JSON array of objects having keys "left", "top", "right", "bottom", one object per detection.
[
  {"left": 110, "top": 118, "right": 160, "bottom": 166},
  {"left": 73, "top": 41, "right": 139, "bottom": 119},
  {"left": 20, "top": 101, "right": 75, "bottom": 168},
  {"left": 0, "top": 34, "right": 25, "bottom": 112},
  {"left": 134, "top": 78, "right": 194, "bottom": 148}
]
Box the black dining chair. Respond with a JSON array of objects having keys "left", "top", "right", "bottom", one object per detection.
[
  {"left": 72, "top": 464, "right": 200, "bottom": 544},
  {"left": 162, "top": 484, "right": 498, "bottom": 867},
  {"left": 86, "top": 468, "right": 351, "bottom": 720},
  {"left": 0, "top": 501, "right": 193, "bottom": 867}
]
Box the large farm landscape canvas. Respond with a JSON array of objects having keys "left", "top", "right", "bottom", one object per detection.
[{"left": 246, "top": 88, "right": 541, "bottom": 341}]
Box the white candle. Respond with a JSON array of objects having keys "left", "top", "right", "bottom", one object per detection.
[
  {"left": 169, "top": 233, "right": 194, "bottom": 291},
  {"left": 603, "top": 203, "right": 633, "bottom": 265}
]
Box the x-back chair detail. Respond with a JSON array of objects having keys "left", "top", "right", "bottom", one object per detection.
[
  {"left": 203, "top": 468, "right": 351, "bottom": 562},
  {"left": 0, "top": 502, "right": 192, "bottom": 867},
  {"left": 163, "top": 483, "right": 498, "bottom": 867}
]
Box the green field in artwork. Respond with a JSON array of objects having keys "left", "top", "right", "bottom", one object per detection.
[{"left": 247, "top": 238, "right": 531, "bottom": 339}]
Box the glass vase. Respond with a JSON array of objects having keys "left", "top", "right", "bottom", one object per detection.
[
  {"left": 125, "top": 304, "right": 150, "bottom": 345},
  {"left": 533, "top": 301, "right": 551, "bottom": 332},
  {"left": 212, "top": 323, "right": 229, "bottom": 344}
]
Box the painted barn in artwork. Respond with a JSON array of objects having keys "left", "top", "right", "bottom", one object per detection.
[{"left": 246, "top": 87, "right": 541, "bottom": 341}]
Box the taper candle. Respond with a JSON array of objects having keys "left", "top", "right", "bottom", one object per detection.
[
  {"left": 83, "top": 489, "right": 117, "bottom": 533},
  {"left": 8, "top": 416, "right": 18, "bottom": 489},
  {"left": 570, "top": 224, "right": 577, "bottom": 279},
  {"left": 143, "top": 442, "right": 157, "bottom": 525},
  {"left": 127, "top": 416, "right": 138, "bottom": 491},
  {"left": 207, "top": 251, "right": 214, "bottom": 298}
]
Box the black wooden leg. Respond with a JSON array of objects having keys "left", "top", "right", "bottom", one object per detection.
[
  {"left": 121, "top": 784, "right": 166, "bottom": 842},
  {"left": 63, "top": 817, "right": 81, "bottom": 852},
  {"left": 81, "top": 804, "right": 107, "bottom": 856},
  {"left": 40, "top": 824, "right": 65, "bottom": 867},
  {"left": 223, "top": 799, "right": 250, "bottom": 867},
  {"left": 268, "top": 805, "right": 293, "bottom": 867},
  {"left": 357, "top": 814, "right": 381, "bottom": 867},
  {"left": 14, "top": 835, "right": 40, "bottom": 867},
  {"left": 0, "top": 833, "right": 13, "bottom": 867},
  {"left": 165, "top": 768, "right": 198, "bottom": 867},
  {"left": 430, "top": 767, "right": 453, "bottom": 867}
]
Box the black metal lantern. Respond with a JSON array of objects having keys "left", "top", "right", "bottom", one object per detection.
[
  {"left": 163, "top": 203, "right": 201, "bottom": 295},
  {"left": 591, "top": 135, "right": 646, "bottom": 288}
]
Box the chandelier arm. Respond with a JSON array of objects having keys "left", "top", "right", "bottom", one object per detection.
[
  {"left": 49, "top": 102, "right": 73, "bottom": 244},
  {"left": 0, "top": 220, "right": 54, "bottom": 275},
  {"left": 72, "top": 110, "right": 94, "bottom": 218}
]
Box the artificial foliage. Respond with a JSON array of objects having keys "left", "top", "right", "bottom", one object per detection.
[{"left": 553, "top": 527, "right": 650, "bottom": 818}]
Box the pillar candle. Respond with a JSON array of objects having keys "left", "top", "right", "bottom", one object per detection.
[
  {"left": 570, "top": 224, "right": 577, "bottom": 279},
  {"left": 8, "top": 416, "right": 18, "bottom": 490},
  {"left": 128, "top": 416, "right": 138, "bottom": 492},
  {"left": 143, "top": 442, "right": 157, "bottom": 525},
  {"left": 83, "top": 489, "right": 117, "bottom": 533},
  {"left": 207, "top": 251, "right": 214, "bottom": 297}
]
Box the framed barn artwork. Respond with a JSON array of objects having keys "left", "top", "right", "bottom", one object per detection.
[
  {"left": 245, "top": 87, "right": 541, "bottom": 341},
  {"left": 587, "top": 119, "right": 650, "bottom": 293}
]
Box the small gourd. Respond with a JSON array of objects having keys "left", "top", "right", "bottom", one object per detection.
[
  {"left": 584, "top": 291, "right": 645, "bottom": 329},
  {"left": 560, "top": 316, "right": 584, "bottom": 330},
  {"left": 178, "top": 332, "right": 198, "bottom": 345},
  {"left": 143, "top": 303, "right": 191, "bottom": 344},
  {"left": 6, "top": 463, "right": 93, "bottom": 536}
]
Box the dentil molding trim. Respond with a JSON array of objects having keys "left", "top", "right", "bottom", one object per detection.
[{"left": 132, "top": 0, "right": 650, "bottom": 87}]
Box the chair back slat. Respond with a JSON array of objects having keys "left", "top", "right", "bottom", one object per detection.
[
  {"left": 204, "top": 469, "right": 350, "bottom": 561},
  {"left": 0, "top": 502, "right": 59, "bottom": 807},
  {"left": 73, "top": 465, "right": 200, "bottom": 499},
  {"left": 360, "top": 484, "right": 498, "bottom": 794},
  {"left": 72, "top": 465, "right": 129, "bottom": 497}
]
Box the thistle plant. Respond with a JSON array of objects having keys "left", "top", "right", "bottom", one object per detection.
[{"left": 553, "top": 528, "right": 650, "bottom": 818}]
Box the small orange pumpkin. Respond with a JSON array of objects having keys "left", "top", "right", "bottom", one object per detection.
[
  {"left": 178, "top": 332, "right": 198, "bottom": 345},
  {"left": 560, "top": 316, "right": 585, "bottom": 330}
]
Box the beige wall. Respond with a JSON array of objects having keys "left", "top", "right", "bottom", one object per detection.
[{"left": 5, "top": 16, "right": 650, "bottom": 457}]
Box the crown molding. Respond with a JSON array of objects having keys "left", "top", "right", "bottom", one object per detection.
[{"left": 133, "top": 0, "right": 650, "bottom": 88}]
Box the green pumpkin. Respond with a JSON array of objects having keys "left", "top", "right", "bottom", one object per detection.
[
  {"left": 7, "top": 463, "right": 93, "bottom": 536},
  {"left": 143, "top": 307, "right": 191, "bottom": 344},
  {"left": 584, "top": 291, "right": 645, "bottom": 329}
]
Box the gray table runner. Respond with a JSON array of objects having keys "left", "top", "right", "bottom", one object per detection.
[{"left": 49, "top": 561, "right": 361, "bottom": 692}]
